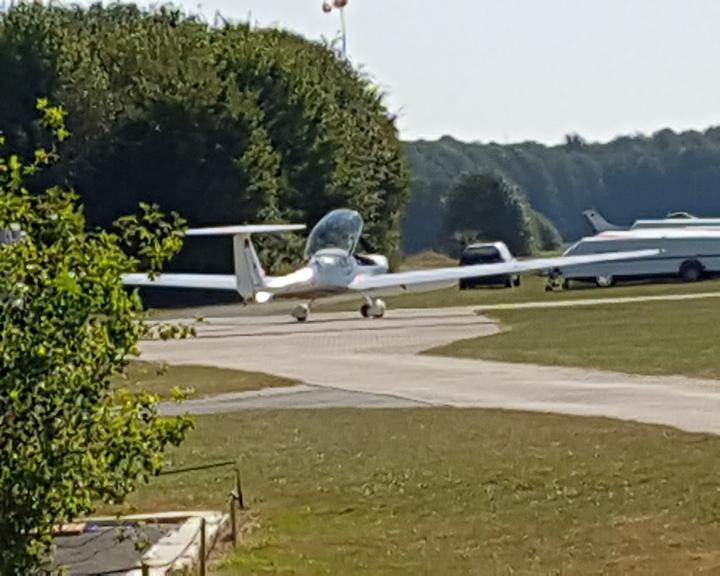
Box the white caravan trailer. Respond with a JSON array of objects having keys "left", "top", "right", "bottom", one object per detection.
[
  {"left": 632, "top": 218, "right": 720, "bottom": 230},
  {"left": 555, "top": 228, "right": 720, "bottom": 287}
]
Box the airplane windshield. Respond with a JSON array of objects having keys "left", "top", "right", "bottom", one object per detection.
[{"left": 304, "top": 209, "right": 364, "bottom": 258}]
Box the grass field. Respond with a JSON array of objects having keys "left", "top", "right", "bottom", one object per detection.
[
  {"left": 116, "top": 409, "right": 720, "bottom": 575},
  {"left": 399, "top": 250, "right": 458, "bottom": 270},
  {"left": 114, "top": 362, "right": 296, "bottom": 399},
  {"left": 428, "top": 297, "right": 720, "bottom": 379},
  {"left": 318, "top": 269, "right": 720, "bottom": 313}
]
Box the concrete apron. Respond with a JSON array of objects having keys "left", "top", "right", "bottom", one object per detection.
[{"left": 143, "top": 307, "right": 720, "bottom": 435}]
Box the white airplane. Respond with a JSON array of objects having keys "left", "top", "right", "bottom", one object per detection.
[
  {"left": 123, "top": 208, "right": 658, "bottom": 321},
  {"left": 583, "top": 209, "right": 720, "bottom": 234}
]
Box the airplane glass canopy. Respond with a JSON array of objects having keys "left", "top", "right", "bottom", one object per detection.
[{"left": 304, "top": 209, "right": 364, "bottom": 258}]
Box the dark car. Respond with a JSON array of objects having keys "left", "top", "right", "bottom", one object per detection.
[{"left": 458, "top": 242, "right": 520, "bottom": 289}]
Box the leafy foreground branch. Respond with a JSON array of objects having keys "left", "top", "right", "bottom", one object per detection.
[{"left": 0, "top": 101, "right": 192, "bottom": 574}]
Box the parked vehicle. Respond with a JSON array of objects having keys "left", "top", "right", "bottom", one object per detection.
[
  {"left": 458, "top": 242, "right": 520, "bottom": 289},
  {"left": 554, "top": 228, "right": 720, "bottom": 287},
  {"left": 632, "top": 218, "right": 720, "bottom": 230}
]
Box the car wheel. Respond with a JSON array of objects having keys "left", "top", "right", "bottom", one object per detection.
[
  {"left": 680, "top": 261, "right": 703, "bottom": 283},
  {"left": 595, "top": 275, "right": 615, "bottom": 288}
]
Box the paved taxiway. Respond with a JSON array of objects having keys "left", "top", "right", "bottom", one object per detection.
[{"left": 145, "top": 305, "right": 720, "bottom": 434}]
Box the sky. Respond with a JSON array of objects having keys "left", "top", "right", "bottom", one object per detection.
[{"left": 165, "top": 0, "right": 720, "bottom": 144}]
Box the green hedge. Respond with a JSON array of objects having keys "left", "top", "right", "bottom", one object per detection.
[{"left": 0, "top": 3, "right": 410, "bottom": 273}]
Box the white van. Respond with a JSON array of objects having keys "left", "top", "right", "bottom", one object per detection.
[{"left": 555, "top": 228, "right": 720, "bottom": 287}]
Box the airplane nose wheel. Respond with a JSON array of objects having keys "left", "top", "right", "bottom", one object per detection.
[
  {"left": 291, "top": 303, "right": 310, "bottom": 322},
  {"left": 360, "top": 298, "right": 386, "bottom": 319}
]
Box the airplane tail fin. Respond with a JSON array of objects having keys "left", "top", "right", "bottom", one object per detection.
[
  {"left": 582, "top": 209, "right": 622, "bottom": 233},
  {"left": 186, "top": 223, "right": 305, "bottom": 302},
  {"left": 233, "top": 234, "right": 266, "bottom": 301}
]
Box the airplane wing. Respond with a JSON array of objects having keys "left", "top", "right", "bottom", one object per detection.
[
  {"left": 186, "top": 224, "right": 305, "bottom": 236},
  {"left": 122, "top": 273, "right": 236, "bottom": 290},
  {"left": 348, "top": 249, "right": 660, "bottom": 291},
  {"left": 122, "top": 224, "right": 304, "bottom": 294}
]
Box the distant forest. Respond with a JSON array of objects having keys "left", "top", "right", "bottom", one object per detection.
[{"left": 402, "top": 130, "right": 720, "bottom": 253}]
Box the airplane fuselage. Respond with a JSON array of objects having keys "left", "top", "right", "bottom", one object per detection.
[{"left": 264, "top": 249, "right": 389, "bottom": 300}]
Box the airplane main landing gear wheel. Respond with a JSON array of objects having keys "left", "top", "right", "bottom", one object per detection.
[
  {"left": 291, "top": 303, "right": 309, "bottom": 322},
  {"left": 360, "top": 298, "right": 386, "bottom": 319}
]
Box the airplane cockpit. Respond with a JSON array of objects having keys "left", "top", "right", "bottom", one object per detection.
[{"left": 304, "top": 208, "right": 364, "bottom": 260}]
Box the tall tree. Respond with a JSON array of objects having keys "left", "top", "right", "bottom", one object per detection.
[
  {"left": 442, "top": 172, "right": 534, "bottom": 256},
  {"left": 0, "top": 102, "right": 191, "bottom": 573}
]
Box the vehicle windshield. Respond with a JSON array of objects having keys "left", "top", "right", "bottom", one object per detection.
[
  {"left": 304, "top": 209, "right": 364, "bottom": 259},
  {"left": 461, "top": 246, "right": 501, "bottom": 264}
]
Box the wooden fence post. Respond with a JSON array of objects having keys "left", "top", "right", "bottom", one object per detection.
[
  {"left": 234, "top": 467, "right": 245, "bottom": 510},
  {"left": 199, "top": 517, "right": 207, "bottom": 576},
  {"left": 229, "top": 496, "right": 238, "bottom": 547}
]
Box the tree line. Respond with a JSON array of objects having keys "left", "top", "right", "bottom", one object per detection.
[
  {"left": 5, "top": 4, "right": 720, "bottom": 266},
  {"left": 403, "top": 130, "right": 720, "bottom": 253}
]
